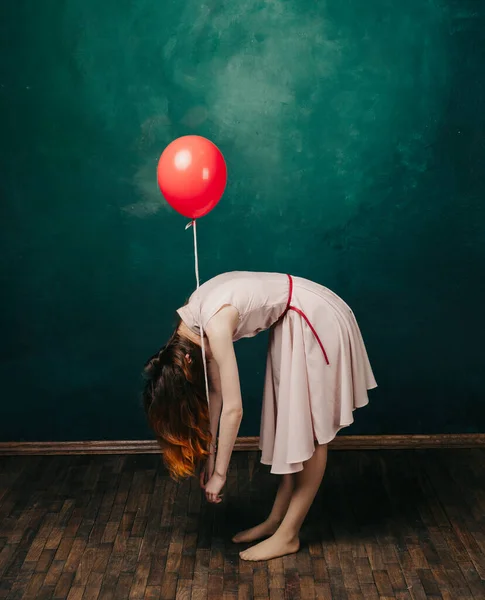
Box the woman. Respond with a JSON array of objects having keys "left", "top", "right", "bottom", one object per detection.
[{"left": 142, "top": 271, "right": 377, "bottom": 561}]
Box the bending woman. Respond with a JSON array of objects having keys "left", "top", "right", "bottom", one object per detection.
[{"left": 142, "top": 271, "right": 377, "bottom": 561}]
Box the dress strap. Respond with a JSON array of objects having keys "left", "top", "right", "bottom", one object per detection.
[
  {"left": 284, "top": 274, "right": 293, "bottom": 314},
  {"left": 280, "top": 274, "right": 330, "bottom": 366},
  {"left": 288, "top": 306, "right": 330, "bottom": 365}
]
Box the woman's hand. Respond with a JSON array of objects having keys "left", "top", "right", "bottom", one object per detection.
[
  {"left": 204, "top": 472, "right": 226, "bottom": 503},
  {"left": 199, "top": 454, "right": 215, "bottom": 489}
]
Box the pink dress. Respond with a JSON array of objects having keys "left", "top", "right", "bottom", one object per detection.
[{"left": 177, "top": 271, "right": 377, "bottom": 474}]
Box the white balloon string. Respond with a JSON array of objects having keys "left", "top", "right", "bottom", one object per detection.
[{"left": 191, "top": 219, "right": 210, "bottom": 408}]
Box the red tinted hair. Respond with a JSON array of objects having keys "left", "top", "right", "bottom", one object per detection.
[{"left": 142, "top": 329, "right": 211, "bottom": 479}]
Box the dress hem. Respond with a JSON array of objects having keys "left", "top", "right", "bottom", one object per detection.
[{"left": 259, "top": 397, "right": 372, "bottom": 475}]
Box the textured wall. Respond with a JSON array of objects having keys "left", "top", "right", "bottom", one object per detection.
[{"left": 1, "top": 0, "right": 484, "bottom": 441}]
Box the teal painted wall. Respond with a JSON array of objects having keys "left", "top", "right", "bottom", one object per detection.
[{"left": 1, "top": 0, "right": 484, "bottom": 441}]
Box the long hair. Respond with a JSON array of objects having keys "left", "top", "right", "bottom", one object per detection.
[{"left": 142, "top": 324, "right": 211, "bottom": 479}]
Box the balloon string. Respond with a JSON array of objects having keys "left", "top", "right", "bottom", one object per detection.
[{"left": 192, "top": 220, "right": 211, "bottom": 409}]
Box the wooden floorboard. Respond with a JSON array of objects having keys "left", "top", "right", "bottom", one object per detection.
[{"left": 0, "top": 449, "right": 484, "bottom": 599}]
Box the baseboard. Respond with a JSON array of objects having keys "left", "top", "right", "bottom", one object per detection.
[{"left": 0, "top": 434, "right": 483, "bottom": 456}]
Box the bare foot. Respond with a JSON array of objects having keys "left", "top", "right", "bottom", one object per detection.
[
  {"left": 239, "top": 533, "right": 300, "bottom": 561},
  {"left": 232, "top": 519, "right": 279, "bottom": 543}
]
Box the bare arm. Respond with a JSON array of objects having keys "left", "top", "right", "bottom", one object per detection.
[
  {"left": 205, "top": 306, "right": 243, "bottom": 480},
  {"left": 207, "top": 360, "right": 223, "bottom": 448},
  {"left": 199, "top": 360, "right": 223, "bottom": 490}
]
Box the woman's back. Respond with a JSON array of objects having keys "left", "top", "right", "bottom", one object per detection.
[{"left": 177, "top": 271, "right": 290, "bottom": 340}]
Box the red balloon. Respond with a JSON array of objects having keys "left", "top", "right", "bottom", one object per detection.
[{"left": 157, "top": 135, "right": 227, "bottom": 219}]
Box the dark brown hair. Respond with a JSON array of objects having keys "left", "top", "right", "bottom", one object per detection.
[{"left": 142, "top": 325, "right": 212, "bottom": 479}]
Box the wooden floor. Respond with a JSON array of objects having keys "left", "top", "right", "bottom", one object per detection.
[{"left": 0, "top": 449, "right": 484, "bottom": 600}]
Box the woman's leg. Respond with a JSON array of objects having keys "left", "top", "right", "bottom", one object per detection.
[
  {"left": 232, "top": 473, "right": 294, "bottom": 543},
  {"left": 240, "top": 443, "right": 328, "bottom": 561}
]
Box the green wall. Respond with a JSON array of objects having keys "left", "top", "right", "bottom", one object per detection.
[{"left": 1, "top": 0, "right": 484, "bottom": 441}]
